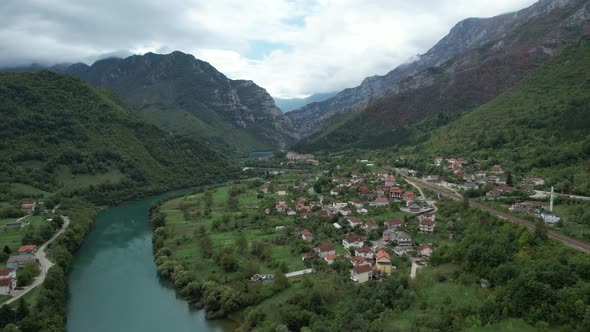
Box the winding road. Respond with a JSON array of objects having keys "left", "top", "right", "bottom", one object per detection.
[
  {"left": 396, "top": 169, "right": 590, "bottom": 254},
  {"left": 1, "top": 216, "right": 71, "bottom": 307}
]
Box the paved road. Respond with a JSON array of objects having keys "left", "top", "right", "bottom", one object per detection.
[
  {"left": 2, "top": 216, "right": 71, "bottom": 307},
  {"left": 395, "top": 170, "right": 590, "bottom": 254}
]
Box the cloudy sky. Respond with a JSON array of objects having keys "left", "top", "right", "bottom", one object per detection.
[{"left": 1, "top": 0, "right": 536, "bottom": 98}]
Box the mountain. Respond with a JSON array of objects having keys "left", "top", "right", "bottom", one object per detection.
[
  {"left": 56, "top": 52, "right": 297, "bottom": 155},
  {"left": 0, "top": 71, "right": 238, "bottom": 204},
  {"left": 293, "top": 0, "right": 589, "bottom": 152},
  {"left": 274, "top": 92, "right": 337, "bottom": 112},
  {"left": 418, "top": 38, "right": 590, "bottom": 195},
  {"left": 287, "top": 0, "right": 588, "bottom": 139}
]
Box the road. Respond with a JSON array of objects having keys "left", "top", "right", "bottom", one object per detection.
[
  {"left": 395, "top": 169, "right": 590, "bottom": 254},
  {"left": 410, "top": 258, "right": 422, "bottom": 280},
  {"left": 2, "top": 216, "right": 71, "bottom": 307}
]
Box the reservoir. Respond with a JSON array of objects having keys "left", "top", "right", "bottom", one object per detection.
[{"left": 66, "top": 193, "right": 235, "bottom": 332}]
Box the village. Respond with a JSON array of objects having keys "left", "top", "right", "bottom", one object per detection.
[{"left": 0, "top": 199, "right": 65, "bottom": 303}]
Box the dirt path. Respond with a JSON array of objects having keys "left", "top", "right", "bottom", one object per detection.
[
  {"left": 2, "top": 216, "right": 70, "bottom": 307},
  {"left": 410, "top": 258, "right": 421, "bottom": 280}
]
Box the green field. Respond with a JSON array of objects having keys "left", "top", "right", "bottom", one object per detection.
[{"left": 0, "top": 215, "right": 45, "bottom": 252}]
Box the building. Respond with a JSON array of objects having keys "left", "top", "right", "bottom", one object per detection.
[
  {"left": 419, "top": 243, "right": 434, "bottom": 258},
  {"left": 350, "top": 264, "right": 372, "bottom": 283},
  {"left": 361, "top": 219, "right": 378, "bottom": 232},
  {"left": 324, "top": 254, "right": 337, "bottom": 265},
  {"left": 346, "top": 217, "right": 363, "bottom": 228},
  {"left": 7, "top": 254, "right": 35, "bottom": 270},
  {"left": 375, "top": 250, "right": 392, "bottom": 274},
  {"left": 4, "top": 220, "right": 28, "bottom": 229},
  {"left": 383, "top": 177, "right": 397, "bottom": 187},
  {"left": 393, "top": 231, "right": 413, "bottom": 248},
  {"left": 355, "top": 247, "right": 374, "bottom": 259},
  {"left": 276, "top": 188, "right": 287, "bottom": 196},
  {"left": 18, "top": 245, "right": 36, "bottom": 254},
  {"left": 330, "top": 187, "right": 341, "bottom": 196},
  {"left": 384, "top": 219, "right": 405, "bottom": 230},
  {"left": 374, "top": 197, "right": 389, "bottom": 207},
  {"left": 21, "top": 200, "right": 36, "bottom": 213},
  {"left": 0, "top": 276, "right": 16, "bottom": 295},
  {"left": 259, "top": 186, "right": 269, "bottom": 194},
  {"left": 343, "top": 235, "right": 365, "bottom": 250},
  {"left": 315, "top": 243, "right": 336, "bottom": 258},
  {"left": 301, "top": 229, "right": 314, "bottom": 242},
  {"left": 419, "top": 219, "right": 436, "bottom": 233}
]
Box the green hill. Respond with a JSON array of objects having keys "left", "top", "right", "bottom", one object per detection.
[
  {"left": 418, "top": 39, "right": 590, "bottom": 194},
  {"left": 0, "top": 71, "right": 239, "bottom": 204}
]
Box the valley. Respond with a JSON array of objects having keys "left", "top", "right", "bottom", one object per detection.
[{"left": 0, "top": 0, "right": 588, "bottom": 331}]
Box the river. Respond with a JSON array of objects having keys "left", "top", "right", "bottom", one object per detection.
[{"left": 66, "top": 193, "right": 236, "bottom": 332}]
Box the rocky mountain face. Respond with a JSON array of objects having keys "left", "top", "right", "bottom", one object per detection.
[
  {"left": 59, "top": 52, "right": 297, "bottom": 155},
  {"left": 293, "top": 0, "right": 589, "bottom": 152},
  {"left": 287, "top": 0, "right": 588, "bottom": 138}
]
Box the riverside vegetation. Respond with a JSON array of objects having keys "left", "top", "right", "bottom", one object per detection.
[{"left": 151, "top": 158, "right": 590, "bottom": 331}]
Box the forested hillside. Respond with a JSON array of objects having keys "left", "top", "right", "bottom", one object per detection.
[
  {"left": 0, "top": 71, "right": 238, "bottom": 205},
  {"left": 418, "top": 39, "right": 590, "bottom": 195}
]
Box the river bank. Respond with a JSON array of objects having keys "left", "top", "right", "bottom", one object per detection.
[{"left": 67, "top": 191, "right": 237, "bottom": 332}]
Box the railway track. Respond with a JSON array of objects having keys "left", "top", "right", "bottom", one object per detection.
[{"left": 399, "top": 173, "right": 590, "bottom": 254}]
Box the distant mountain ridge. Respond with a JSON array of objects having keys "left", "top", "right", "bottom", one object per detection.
[
  {"left": 293, "top": 0, "right": 589, "bottom": 152},
  {"left": 48, "top": 52, "right": 298, "bottom": 155},
  {"left": 287, "top": 0, "right": 587, "bottom": 138},
  {"left": 274, "top": 92, "right": 337, "bottom": 112}
]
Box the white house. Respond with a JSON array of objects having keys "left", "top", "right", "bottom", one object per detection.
[
  {"left": 350, "top": 264, "right": 372, "bottom": 283},
  {"left": 355, "top": 247, "right": 374, "bottom": 259},
  {"left": 342, "top": 235, "right": 365, "bottom": 250}
]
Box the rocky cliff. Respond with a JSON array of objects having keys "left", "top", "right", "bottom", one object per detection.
[
  {"left": 287, "top": 0, "right": 585, "bottom": 138},
  {"left": 61, "top": 51, "right": 296, "bottom": 155}
]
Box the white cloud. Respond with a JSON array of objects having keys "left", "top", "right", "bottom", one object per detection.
[{"left": 0, "top": 0, "right": 537, "bottom": 97}]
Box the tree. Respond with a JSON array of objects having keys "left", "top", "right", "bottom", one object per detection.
[
  {"left": 200, "top": 235, "right": 214, "bottom": 258},
  {"left": 273, "top": 272, "right": 289, "bottom": 291},
  {"left": 0, "top": 305, "right": 15, "bottom": 327},
  {"left": 506, "top": 173, "right": 514, "bottom": 187},
  {"left": 15, "top": 298, "right": 29, "bottom": 321},
  {"left": 535, "top": 221, "right": 548, "bottom": 240},
  {"left": 3, "top": 245, "right": 11, "bottom": 255},
  {"left": 235, "top": 233, "right": 248, "bottom": 253}
]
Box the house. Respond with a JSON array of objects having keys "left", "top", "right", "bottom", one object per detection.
[
  {"left": 393, "top": 246, "right": 408, "bottom": 256},
  {"left": 350, "top": 264, "right": 372, "bottom": 283},
  {"left": 374, "top": 197, "right": 389, "bottom": 207},
  {"left": 355, "top": 247, "right": 374, "bottom": 259},
  {"left": 305, "top": 159, "right": 320, "bottom": 166},
  {"left": 324, "top": 254, "right": 337, "bottom": 265},
  {"left": 301, "top": 229, "right": 314, "bottom": 242},
  {"left": 315, "top": 243, "right": 336, "bottom": 258},
  {"left": 259, "top": 186, "right": 269, "bottom": 194},
  {"left": 276, "top": 188, "right": 287, "bottom": 196},
  {"left": 403, "top": 191, "right": 416, "bottom": 202},
  {"left": 349, "top": 200, "right": 364, "bottom": 209},
  {"left": 463, "top": 181, "right": 479, "bottom": 190},
  {"left": 346, "top": 217, "right": 363, "bottom": 228},
  {"left": 330, "top": 187, "right": 341, "bottom": 196},
  {"left": 408, "top": 203, "right": 421, "bottom": 213},
  {"left": 393, "top": 231, "right": 412, "bottom": 248},
  {"left": 7, "top": 254, "right": 35, "bottom": 270},
  {"left": 21, "top": 200, "right": 36, "bottom": 213},
  {"left": 361, "top": 219, "right": 378, "bottom": 232},
  {"left": 486, "top": 190, "right": 502, "bottom": 198},
  {"left": 333, "top": 223, "right": 342, "bottom": 229},
  {"left": 383, "top": 177, "right": 397, "bottom": 187},
  {"left": 339, "top": 207, "right": 352, "bottom": 216},
  {"left": 492, "top": 164, "right": 504, "bottom": 174},
  {"left": 333, "top": 201, "right": 348, "bottom": 209},
  {"left": 375, "top": 250, "right": 392, "bottom": 274},
  {"left": 419, "top": 243, "right": 434, "bottom": 258},
  {"left": 382, "top": 229, "right": 397, "bottom": 242},
  {"left": 18, "top": 245, "right": 36, "bottom": 254},
  {"left": 275, "top": 200, "right": 287, "bottom": 213},
  {"left": 417, "top": 213, "right": 435, "bottom": 222},
  {"left": 301, "top": 252, "right": 315, "bottom": 261},
  {"left": 384, "top": 219, "right": 405, "bottom": 230},
  {"left": 434, "top": 157, "right": 443, "bottom": 166},
  {"left": 475, "top": 171, "right": 487, "bottom": 178},
  {"left": 350, "top": 256, "right": 372, "bottom": 268},
  {"left": 419, "top": 219, "right": 436, "bottom": 233},
  {"left": 0, "top": 268, "right": 17, "bottom": 295},
  {"left": 376, "top": 170, "right": 389, "bottom": 178},
  {"left": 287, "top": 209, "right": 297, "bottom": 216},
  {"left": 0, "top": 277, "right": 16, "bottom": 295},
  {"left": 342, "top": 235, "right": 365, "bottom": 249},
  {"left": 389, "top": 187, "right": 403, "bottom": 199}
]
